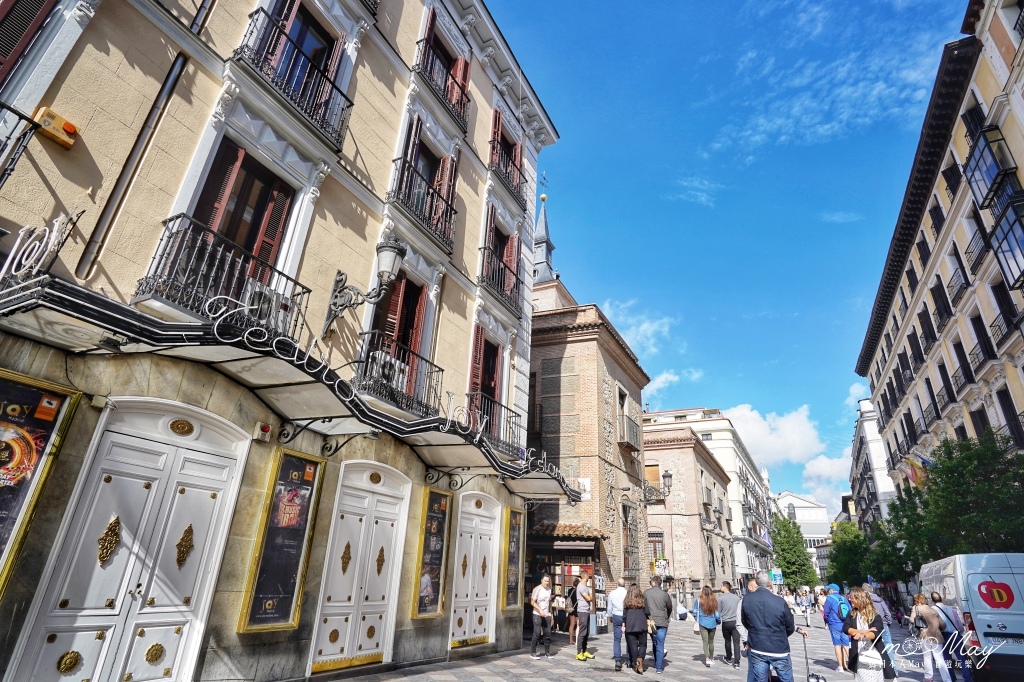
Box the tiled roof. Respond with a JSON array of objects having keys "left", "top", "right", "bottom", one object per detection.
[{"left": 529, "top": 521, "right": 608, "bottom": 540}]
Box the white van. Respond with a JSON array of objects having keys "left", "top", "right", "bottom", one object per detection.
[{"left": 919, "top": 554, "right": 1024, "bottom": 682}]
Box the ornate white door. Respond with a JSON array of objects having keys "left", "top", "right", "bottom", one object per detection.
[
  {"left": 7, "top": 428, "right": 237, "bottom": 682},
  {"left": 449, "top": 493, "right": 497, "bottom": 648},
  {"left": 310, "top": 463, "right": 409, "bottom": 674}
]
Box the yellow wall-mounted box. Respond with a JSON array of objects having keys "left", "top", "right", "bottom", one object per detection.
[{"left": 33, "top": 107, "right": 78, "bottom": 149}]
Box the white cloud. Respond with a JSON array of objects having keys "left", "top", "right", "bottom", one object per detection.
[
  {"left": 645, "top": 371, "right": 680, "bottom": 400},
  {"left": 722, "top": 404, "right": 826, "bottom": 466},
  {"left": 680, "top": 368, "right": 705, "bottom": 382},
  {"left": 844, "top": 382, "right": 869, "bottom": 409},
  {"left": 602, "top": 299, "right": 675, "bottom": 358},
  {"left": 801, "top": 447, "right": 853, "bottom": 517},
  {"left": 821, "top": 211, "right": 863, "bottom": 223},
  {"left": 667, "top": 176, "right": 724, "bottom": 207}
]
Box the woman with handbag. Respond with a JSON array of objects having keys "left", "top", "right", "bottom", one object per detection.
[
  {"left": 910, "top": 593, "right": 952, "bottom": 682},
  {"left": 623, "top": 584, "right": 650, "bottom": 674},
  {"left": 843, "top": 587, "right": 897, "bottom": 682},
  {"left": 567, "top": 578, "right": 579, "bottom": 644},
  {"left": 692, "top": 585, "right": 721, "bottom": 667}
]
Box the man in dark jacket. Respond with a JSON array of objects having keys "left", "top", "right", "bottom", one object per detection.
[
  {"left": 644, "top": 575, "right": 674, "bottom": 674},
  {"left": 740, "top": 571, "right": 808, "bottom": 682}
]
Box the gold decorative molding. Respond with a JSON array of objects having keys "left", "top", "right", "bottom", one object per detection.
[
  {"left": 169, "top": 419, "right": 195, "bottom": 436},
  {"left": 136, "top": 629, "right": 145, "bottom": 637},
  {"left": 95, "top": 631, "right": 104, "bottom": 640},
  {"left": 175, "top": 524, "right": 194, "bottom": 568},
  {"left": 341, "top": 542, "right": 351, "bottom": 574},
  {"left": 477, "top": 615, "right": 483, "bottom": 625},
  {"left": 103, "top": 475, "right": 111, "bottom": 483},
  {"left": 461, "top": 554, "right": 468, "bottom": 577},
  {"left": 174, "top": 626, "right": 182, "bottom": 635},
  {"left": 328, "top": 629, "right": 339, "bottom": 643},
  {"left": 163, "top": 668, "right": 171, "bottom": 677},
  {"left": 105, "top": 598, "right": 114, "bottom": 608},
  {"left": 481, "top": 556, "right": 487, "bottom": 577},
  {"left": 56, "top": 650, "right": 81, "bottom": 674},
  {"left": 145, "top": 643, "right": 164, "bottom": 664},
  {"left": 147, "top": 598, "right": 155, "bottom": 606},
  {"left": 375, "top": 547, "right": 385, "bottom": 575},
  {"left": 124, "top": 674, "right": 133, "bottom": 681},
  {"left": 97, "top": 516, "right": 121, "bottom": 566},
  {"left": 366, "top": 625, "right": 375, "bottom": 639},
  {"left": 457, "top": 617, "right": 464, "bottom": 628},
  {"left": 475, "top": 499, "right": 482, "bottom": 509},
  {"left": 46, "top": 634, "right": 56, "bottom": 643},
  {"left": 58, "top": 599, "right": 69, "bottom": 608},
  {"left": 369, "top": 472, "right": 382, "bottom": 484},
  {"left": 183, "top": 596, "right": 191, "bottom": 605}
]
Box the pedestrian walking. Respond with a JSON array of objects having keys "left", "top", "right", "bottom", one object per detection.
[
  {"left": 930, "top": 591, "right": 971, "bottom": 682},
  {"left": 795, "top": 589, "right": 812, "bottom": 627},
  {"left": 623, "top": 584, "right": 650, "bottom": 674},
  {"left": 817, "top": 589, "right": 827, "bottom": 614},
  {"left": 740, "top": 571, "right": 810, "bottom": 682},
  {"left": 785, "top": 589, "right": 796, "bottom": 615},
  {"left": 575, "top": 569, "right": 594, "bottom": 661},
  {"left": 567, "top": 577, "right": 579, "bottom": 644},
  {"left": 692, "top": 585, "right": 722, "bottom": 667},
  {"left": 719, "top": 581, "right": 742, "bottom": 670},
  {"left": 910, "top": 593, "right": 952, "bottom": 682},
  {"left": 862, "top": 584, "right": 895, "bottom": 650},
  {"left": 823, "top": 583, "right": 852, "bottom": 673},
  {"left": 644, "top": 575, "right": 673, "bottom": 674},
  {"left": 609, "top": 577, "right": 628, "bottom": 671},
  {"left": 529, "top": 575, "right": 554, "bottom": 660},
  {"left": 843, "top": 587, "right": 897, "bottom": 682}
]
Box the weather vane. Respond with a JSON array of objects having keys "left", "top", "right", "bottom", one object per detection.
[{"left": 539, "top": 171, "right": 548, "bottom": 189}]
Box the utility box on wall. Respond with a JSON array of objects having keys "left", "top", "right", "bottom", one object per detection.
[{"left": 33, "top": 107, "right": 77, "bottom": 149}]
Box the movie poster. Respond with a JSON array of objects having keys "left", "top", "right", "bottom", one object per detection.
[
  {"left": 503, "top": 508, "right": 524, "bottom": 609},
  {"left": 0, "top": 370, "right": 79, "bottom": 599},
  {"left": 239, "top": 449, "right": 324, "bottom": 632},
  {"left": 414, "top": 489, "right": 451, "bottom": 617}
]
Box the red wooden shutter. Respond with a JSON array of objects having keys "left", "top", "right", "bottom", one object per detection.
[
  {"left": 469, "top": 324, "right": 486, "bottom": 395},
  {"left": 249, "top": 179, "right": 294, "bottom": 282},
  {"left": 407, "top": 281, "right": 428, "bottom": 354},
  {"left": 448, "top": 56, "right": 467, "bottom": 104},
  {"left": 502, "top": 229, "right": 519, "bottom": 295},
  {"left": 193, "top": 138, "right": 245, "bottom": 231},
  {"left": 380, "top": 272, "right": 407, "bottom": 342},
  {"left": 490, "top": 108, "right": 502, "bottom": 163},
  {"left": 484, "top": 204, "right": 497, "bottom": 250},
  {"left": 402, "top": 115, "right": 423, "bottom": 166},
  {"left": 0, "top": 0, "right": 59, "bottom": 83},
  {"left": 444, "top": 149, "right": 459, "bottom": 203},
  {"left": 312, "top": 36, "right": 345, "bottom": 116},
  {"left": 423, "top": 6, "right": 436, "bottom": 42},
  {"left": 271, "top": 0, "right": 300, "bottom": 25},
  {"left": 512, "top": 141, "right": 522, "bottom": 186}
]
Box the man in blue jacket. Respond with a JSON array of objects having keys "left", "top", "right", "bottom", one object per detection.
[{"left": 740, "top": 571, "right": 808, "bottom": 682}]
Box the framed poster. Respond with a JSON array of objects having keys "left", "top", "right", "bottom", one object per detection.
[
  {"left": 0, "top": 369, "right": 80, "bottom": 600},
  {"left": 238, "top": 448, "right": 325, "bottom": 632},
  {"left": 412, "top": 487, "right": 452, "bottom": 618},
  {"left": 501, "top": 507, "right": 524, "bottom": 610}
]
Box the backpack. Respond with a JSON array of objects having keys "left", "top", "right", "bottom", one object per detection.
[{"left": 838, "top": 595, "right": 851, "bottom": 619}]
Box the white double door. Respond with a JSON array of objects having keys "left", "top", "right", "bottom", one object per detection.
[
  {"left": 8, "top": 430, "right": 236, "bottom": 682},
  {"left": 449, "top": 494, "right": 497, "bottom": 648},
  {"left": 309, "top": 463, "right": 408, "bottom": 674}
]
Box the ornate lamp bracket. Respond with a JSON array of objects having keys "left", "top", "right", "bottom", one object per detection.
[{"left": 321, "top": 270, "right": 394, "bottom": 338}]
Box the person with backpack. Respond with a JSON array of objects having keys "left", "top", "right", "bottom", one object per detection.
[
  {"left": 823, "top": 583, "right": 852, "bottom": 673},
  {"left": 931, "top": 591, "right": 972, "bottom": 682},
  {"left": 567, "top": 577, "right": 579, "bottom": 645}
]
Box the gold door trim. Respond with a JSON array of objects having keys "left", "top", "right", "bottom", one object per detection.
[
  {"left": 451, "top": 635, "right": 488, "bottom": 649},
  {"left": 175, "top": 524, "right": 194, "bottom": 568},
  {"left": 341, "top": 542, "right": 351, "bottom": 574},
  {"left": 375, "top": 547, "right": 385, "bottom": 576},
  {"left": 56, "top": 650, "right": 81, "bottom": 674},
  {"left": 97, "top": 516, "right": 121, "bottom": 566},
  {"left": 311, "top": 652, "right": 383, "bottom": 673}
]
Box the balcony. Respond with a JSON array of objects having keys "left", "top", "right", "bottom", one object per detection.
[
  {"left": 936, "top": 385, "right": 952, "bottom": 412},
  {"left": 618, "top": 414, "right": 642, "bottom": 452},
  {"left": 922, "top": 334, "right": 937, "bottom": 356},
  {"left": 353, "top": 330, "right": 443, "bottom": 417},
  {"left": 360, "top": 0, "right": 380, "bottom": 15},
  {"left": 488, "top": 140, "right": 527, "bottom": 210},
  {"left": 942, "top": 163, "right": 963, "bottom": 202},
  {"left": 911, "top": 354, "right": 924, "bottom": 373},
  {"left": 386, "top": 158, "right": 456, "bottom": 252},
  {"left": 965, "top": 126, "right": 1018, "bottom": 210},
  {"left": 968, "top": 341, "right": 995, "bottom": 374},
  {"left": 413, "top": 39, "right": 470, "bottom": 130},
  {"left": 917, "top": 239, "right": 932, "bottom": 267},
  {"left": 0, "top": 102, "right": 39, "bottom": 194},
  {"left": 467, "top": 392, "right": 522, "bottom": 459},
  {"left": 947, "top": 269, "right": 968, "bottom": 308},
  {"left": 914, "top": 418, "right": 927, "bottom": 441},
  {"left": 923, "top": 403, "right": 938, "bottom": 426},
  {"left": 933, "top": 306, "right": 951, "bottom": 333},
  {"left": 930, "top": 205, "right": 946, "bottom": 240},
  {"left": 991, "top": 310, "right": 1017, "bottom": 348},
  {"left": 963, "top": 105, "right": 986, "bottom": 147},
  {"left": 132, "top": 214, "right": 311, "bottom": 340},
  {"left": 1017, "top": 5, "right": 1024, "bottom": 39},
  {"left": 951, "top": 365, "right": 974, "bottom": 395},
  {"left": 234, "top": 9, "right": 354, "bottom": 150},
  {"left": 991, "top": 194, "right": 1024, "bottom": 291},
  {"left": 965, "top": 230, "right": 990, "bottom": 274},
  {"left": 898, "top": 298, "right": 908, "bottom": 320},
  {"left": 478, "top": 247, "right": 523, "bottom": 317}
]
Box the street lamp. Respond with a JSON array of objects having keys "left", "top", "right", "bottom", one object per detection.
[
  {"left": 321, "top": 237, "right": 408, "bottom": 337},
  {"left": 642, "top": 470, "right": 673, "bottom": 504}
]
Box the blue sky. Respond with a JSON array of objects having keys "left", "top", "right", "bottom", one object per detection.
[{"left": 488, "top": 0, "right": 966, "bottom": 513}]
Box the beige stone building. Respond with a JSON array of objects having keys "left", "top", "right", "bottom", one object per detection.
[
  {"left": 641, "top": 423, "right": 734, "bottom": 603},
  {"left": 524, "top": 199, "right": 651, "bottom": 596},
  {"left": 0, "top": 0, "right": 576, "bottom": 679},
  {"left": 856, "top": 1, "right": 1024, "bottom": 497}
]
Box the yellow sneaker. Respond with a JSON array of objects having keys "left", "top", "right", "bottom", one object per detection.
[
  {"left": 576, "top": 653, "right": 586, "bottom": 661},
  {"left": 583, "top": 652, "right": 595, "bottom": 659}
]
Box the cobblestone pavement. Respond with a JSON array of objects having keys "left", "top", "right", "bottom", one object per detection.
[{"left": 345, "top": 617, "right": 962, "bottom": 681}]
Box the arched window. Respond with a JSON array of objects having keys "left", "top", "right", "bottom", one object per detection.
[{"left": 787, "top": 503, "right": 796, "bottom": 520}]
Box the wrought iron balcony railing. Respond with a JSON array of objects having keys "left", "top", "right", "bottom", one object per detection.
[
  {"left": 936, "top": 385, "right": 952, "bottom": 412},
  {"left": 478, "top": 247, "right": 523, "bottom": 316},
  {"left": 467, "top": 391, "right": 522, "bottom": 458},
  {"left": 361, "top": 0, "right": 380, "bottom": 15},
  {"left": 413, "top": 39, "right": 469, "bottom": 130},
  {"left": 963, "top": 105, "right": 986, "bottom": 147},
  {"left": 991, "top": 310, "right": 1017, "bottom": 348},
  {"left": 968, "top": 340, "right": 995, "bottom": 374},
  {"left": 917, "top": 239, "right": 931, "bottom": 267},
  {"left": 386, "top": 158, "right": 456, "bottom": 252},
  {"left": 929, "top": 205, "right": 946, "bottom": 240},
  {"left": 914, "top": 418, "right": 927, "bottom": 441},
  {"left": 947, "top": 268, "right": 968, "bottom": 308},
  {"left": 922, "top": 334, "right": 937, "bottom": 356},
  {"left": 942, "top": 163, "right": 963, "bottom": 202},
  {"left": 965, "top": 230, "right": 990, "bottom": 274},
  {"left": 488, "top": 139, "right": 526, "bottom": 209},
  {"left": 234, "top": 8, "right": 354, "bottom": 150},
  {"left": 1017, "top": 5, "right": 1024, "bottom": 39},
  {"left": 951, "top": 365, "right": 974, "bottom": 395},
  {"left": 353, "top": 330, "right": 443, "bottom": 417},
  {"left": 619, "top": 414, "right": 641, "bottom": 452},
  {"left": 0, "top": 102, "right": 39, "bottom": 194},
  {"left": 923, "top": 403, "right": 937, "bottom": 426},
  {"left": 911, "top": 354, "right": 924, "bottom": 373},
  {"left": 898, "top": 298, "right": 908, "bottom": 320},
  {"left": 933, "top": 306, "right": 951, "bottom": 333},
  {"left": 965, "top": 126, "right": 1017, "bottom": 210},
  {"left": 132, "top": 214, "right": 311, "bottom": 340}
]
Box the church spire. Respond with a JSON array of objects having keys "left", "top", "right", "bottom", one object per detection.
[{"left": 533, "top": 194, "right": 556, "bottom": 283}]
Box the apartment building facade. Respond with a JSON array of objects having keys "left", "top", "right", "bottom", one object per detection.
[
  {"left": 776, "top": 491, "right": 830, "bottom": 577},
  {"left": 642, "top": 408, "right": 775, "bottom": 586},
  {"left": 526, "top": 199, "right": 652, "bottom": 586},
  {"left": 0, "top": 0, "right": 575, "bottom": 679},
  {"left": 855, "top": 0, "right": 1024, "bottom": 492},
  {"left": 848, "top": 399, "right": 896, "bottom": 536}
]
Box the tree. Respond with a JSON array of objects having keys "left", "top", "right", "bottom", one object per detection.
[
  {"left": 826, "top": 521, "right": 869, "bottom": 586},
  {"left": 862, "top": 520, "right": 913, "bottom": 585},
  {"left": 768, "top": 514, "right": 818, "bottom": 589}
]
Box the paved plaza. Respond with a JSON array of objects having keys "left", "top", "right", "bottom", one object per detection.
[{"left": 346, "top": 618, "right": 950, "bottom": 681}]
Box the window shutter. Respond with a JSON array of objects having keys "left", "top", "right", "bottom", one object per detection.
[
  {"left": 403, "top": 114, "right": 422, "bottom": 166},
  {"left": 484, "top": 204, "right": 497, "bottom": 250},
  {"left": 249, "top": 180, "right": 294, "bottom": 283},
  {"left": 407, "top": 281, "right": 428, "bottom": 355},
  {"left": 512, "top": 140, "right": 522, "bottom": 185},
  {"left": 448, "top": 56, "right": 467, "bottom": 104},
  {"left": 423, "top": 6, "right": 436, "bottom": 42},
  {"left": 502, "top": 228, "right": 519, "bottom": 296},
  {"left": 379, "top": 272, "right": 407, "bottom": 343},
  {"left": 490, "top": 108, "right": 502, "bottom": 162},
  {"left": 193, "top": 138, "right": 245, "bottom": 231},
  {"left": 444, "top": 149, "right": 459, "bottom": 204},
  {"left": 469, "top": 324, "right": 485, "bottom": 394},
  {"left": 0, "top": 0, "right": 59, "bottom": 84}
]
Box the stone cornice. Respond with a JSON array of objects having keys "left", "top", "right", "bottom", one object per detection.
[{"left": 532, "top": 308, "right": 651, "bottom": 386}]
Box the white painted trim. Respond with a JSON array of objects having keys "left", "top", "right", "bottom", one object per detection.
[
  {"left": 425, "top": 0, "right": 469, "bottom": 58},
  {"left": 448, "top": 492, "right": 500, "bottom": 649}
]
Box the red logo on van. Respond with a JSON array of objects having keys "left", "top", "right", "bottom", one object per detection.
[{"left": 978, "top": 581, "right": 1015, "bottom": 609}]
